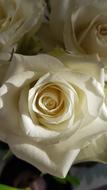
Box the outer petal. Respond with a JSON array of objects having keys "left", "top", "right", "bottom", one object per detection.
[
  {"left": 0, "top": 72, "right": 35, "bottom": 135},
  {"left": 75, "top": 132, "right": 107, "bottom": 164},
  {"left": 68, "top": 117, "right": 107, "bottom": 149},
  {"left": 4, "top": 53, "right": 64, "bottom": 81},
  {"left": 7, "top": 117, "right": 107, "bottom": 177},
  {"left": 7, "top": 133, "right": 80, "bottom": 177},
  {"left": 58, "top": 54, "right": 104, "bottom": 84}
]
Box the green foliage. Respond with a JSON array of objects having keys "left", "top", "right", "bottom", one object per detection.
[
  {"left": 2, "top": 150, "right": 13, "bottom": 161},
  {"left": 0, "top": 184, "right": 30, "bottom": 190},
  {"left": 54, "top": 174, "right": 80, "bottom": 186}
]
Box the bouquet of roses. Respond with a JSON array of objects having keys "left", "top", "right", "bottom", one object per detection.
[{"left": 0, "top": 0, "right": 107, "bottom": 187}]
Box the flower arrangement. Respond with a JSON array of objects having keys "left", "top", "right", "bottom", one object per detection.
[{"left": 0, "top": 0, "right": 107, "bottom": 189}]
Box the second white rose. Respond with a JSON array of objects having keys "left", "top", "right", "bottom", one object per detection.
[
  {"left": 0, "top": 0, "right": 45, "bottom": 52},
  {"left": 49, "top": 0, "right": 107, "bottom": 58}
]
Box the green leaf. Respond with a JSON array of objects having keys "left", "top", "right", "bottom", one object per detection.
[
  {"left": 54, "top": 176, "right": 66, "bottom": 184},
  {"left": 49, "top": 48, "right": 65, "bottom": 57},
  {"left": 16, "top": 34, "right": 44, "bottom": 55},
  {"left": 2, "top": 150, "right": 13, "bottom": 161},
  {"left": 66, "top": 175, "right": 80, "bottom": 186},
  {"left": 54, "top": 174, "right": 80, "bottom": 186},
  {"left": 0, "top": 184, "right": 31, "bottom": 190}
]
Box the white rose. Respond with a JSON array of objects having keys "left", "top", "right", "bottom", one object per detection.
[
  {"left": 0, "top": 53, "right": 106, "bottom": 177},
  {"left": 49, "top": 0, "right": 107, "bottom": 58},
  {"left": 0, "top": 0, "right": 45, "bottom": 52}
]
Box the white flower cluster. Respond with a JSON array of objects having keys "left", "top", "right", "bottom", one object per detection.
[{"left": 0, "top": 0, "right": 107, "bottom": 178}]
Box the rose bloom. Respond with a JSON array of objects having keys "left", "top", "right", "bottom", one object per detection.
[
  {"left": 0, "top": 0, "right": 45, "bottom": 52},
  {"left": 49, "top": 0, "right": 107, "bottom": 58},
  {"left": 0, "top": 53, "right": 107, "bottom": 177}
]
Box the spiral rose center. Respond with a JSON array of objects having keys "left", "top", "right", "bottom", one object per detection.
[
  {"left": 28, "top": 79, "right": 73, "bottom": 130},
  {"left": 32, "top": 83, "right": 66, "bottom": 117},
  {"left": 42, "top": 96, "right": 57, "bottom": 110}
]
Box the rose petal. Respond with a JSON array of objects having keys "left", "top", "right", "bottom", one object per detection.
[
  {"left": 0, "top": 71, "right": 35, "bottom": 134},
  {"left": 8, "top": 134, "right": 80, "bottom": 177},
  {"left": 7, "top": 117, "right": 107, "bottom": 177},
  {"left": 57, "top": 117, "right": 107, "bottom": 150},
  {"left": 75, "top": 132, "right": 107, "bottom": 164},
  {"left": 4, "top": 53, "right": 64, "bottom": 81},
  {"left": 59, "top": 53, "right": 104, "bottom": 84}
]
